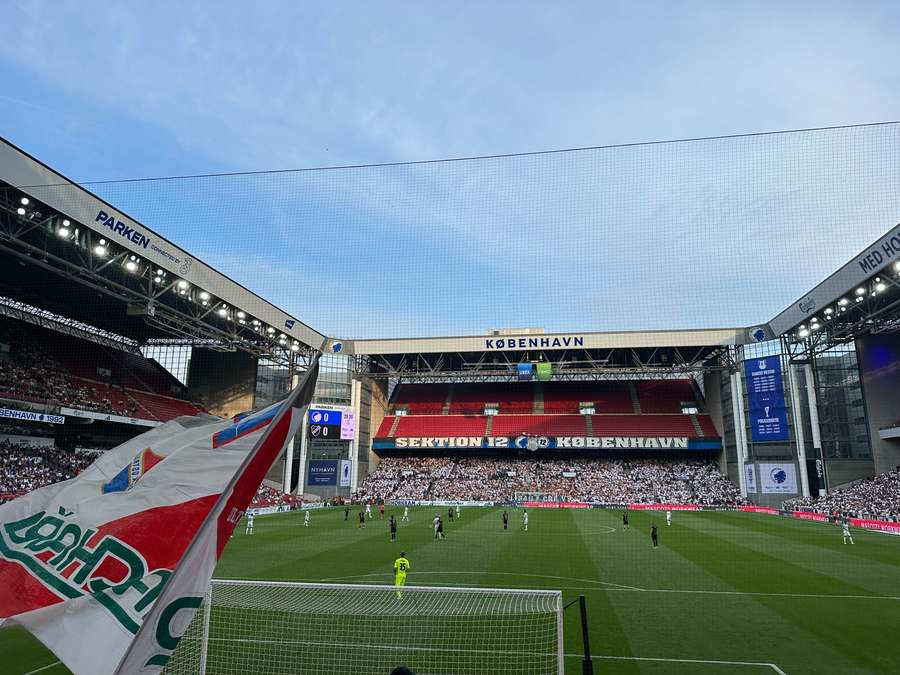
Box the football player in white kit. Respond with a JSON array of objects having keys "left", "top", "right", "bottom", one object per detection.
[
  {"left": 245, "top": 512, "right": 254, "bottom": 535},
  {"left": 666, "top": 510, "right": 672, "bottom": 527},
  {"left": 841, "top": 518, "right": 854, "bottom": 545},
  {"left": 304, "top": 510, "right": 310, "bottom": 527},
  {"left": 402, "top": 506, "right": 410, "bottom": 522}
]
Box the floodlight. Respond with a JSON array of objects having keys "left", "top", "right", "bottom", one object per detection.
[
  {"left": 199, "top": 291, "right": 210, "bottom": 301},
  {"left": 125, "top": 261, "right": 138, "bottom": 272},
  {"left": 20, "top": 197, "right": 29, "bottom": 206},
  {"left": 16, "top": 207, "right": 26, "bottom": 216}
]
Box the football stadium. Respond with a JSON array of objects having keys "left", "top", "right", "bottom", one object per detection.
[{"left": 1, "top": 119, "right": 900, "bottom": 675}]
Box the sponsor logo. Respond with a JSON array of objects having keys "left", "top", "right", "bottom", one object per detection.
[
  {"left": 102, "top": 448, "right": 164, "bottom": 494},
  {"left": 749, "top": 327, "right": 766, "bottom": 343},
  {"left": 178, "top": 257, "right": 193, "bottom": 277},
  {"left": 798, "top": 297, "right": 816, "bottom": 313},
  {"left": 330, "top": 341, "right": 343, "bottom": 353},
  {"left": 770, "top": 467, "right": 788, "bottom": 484},
  {"left": 284, "top": 319, "right": 296, "bottom": 329},
  {"left": 95, "top": 210, "right": 150, "bottom": 249}
]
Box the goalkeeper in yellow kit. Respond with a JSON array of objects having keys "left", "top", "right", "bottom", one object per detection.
[{"left": 394, "top": 552, "right": 410, "bottom": 598}]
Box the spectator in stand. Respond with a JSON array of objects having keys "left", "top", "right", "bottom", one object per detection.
[
  {"left": 783, "top": 469, "right": 900, "bottom": 521},
  {"left": 353, "top": 456, "right": 743, "bottom": 506},
  {"left": 0, "top": 441, "right": 96, "bottom": 503}
]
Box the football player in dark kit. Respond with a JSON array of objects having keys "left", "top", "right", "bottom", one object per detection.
[
  {"left": 344, "top": 506, "right": 350, "bottom": 521},
  {"left": 358, "top": 511, "right": 366, "bottom": 529},
  {"left": 650, "top": 523, "right": 659, "bottom": 548},
  {"left": 448, "top": 507, "right": 454, "bottom": 522},
  {"left": 390, "top": 515, "right": 398, "bottom": 542},
  {"left": 622, "top": 510, "right": 629, "bottom": 530},
  {"left": 502, "top": 510, "right": 509, "bottom": 530}
]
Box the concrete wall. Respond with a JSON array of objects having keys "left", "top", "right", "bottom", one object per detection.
[
  {"left": 855, "top": 334, "right": 900, "bottom": 474},
  {"left": 361, "top": 377, "right": 390, "bottom": 479},
  {"left": 186, "top": 348, "right": 258, "bottom": 418},
  {"left": 703, "top": 371, "right": 726, "bottom": 475}
]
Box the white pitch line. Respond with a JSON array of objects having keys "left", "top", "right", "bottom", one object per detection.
[
  {"left": 320, "top": 571, "right": 897, "bottom": 600},
  {"left": 323, "top": 570, "right": 645, "bottom": 591},
  {"left": 594, "top": 655, "right": 786, "bottom": 673},
  {"left": 203, "top": 636, "right": 785, "bottom": 672},
  {"left": 21, "top": 661, "right": 62, "bottom": 675}
]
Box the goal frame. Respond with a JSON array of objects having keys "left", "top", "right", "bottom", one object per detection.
[{"left": 186, "top": 578, "right": 565, "bottom": 675}]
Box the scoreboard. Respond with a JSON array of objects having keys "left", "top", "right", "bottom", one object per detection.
[{"left": 307, "top": 407, "right": 356, "bottom": 440}]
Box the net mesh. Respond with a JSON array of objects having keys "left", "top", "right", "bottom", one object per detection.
[{"left": 164, "top": 580, "right": 563, "bottom": 675}]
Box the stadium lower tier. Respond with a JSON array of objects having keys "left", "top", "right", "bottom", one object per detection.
[{"left": 353, "top": 456, "right": 743, "bottom": 505}]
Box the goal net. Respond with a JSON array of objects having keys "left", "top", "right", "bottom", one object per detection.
[{"left": 164, "top": 580, "right": 564, "bottom": 675}]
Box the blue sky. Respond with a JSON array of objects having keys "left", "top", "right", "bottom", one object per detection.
[{"left": 2, "top": 1, "right": 900, "bottom": 338}]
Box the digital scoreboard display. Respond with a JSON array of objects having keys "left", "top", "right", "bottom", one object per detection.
[
  {"left": 307, "top": 408, "right": 356, "bottom": 440},
  {"left": 308, "top": 408, "right": 342, "bottom": 439}
]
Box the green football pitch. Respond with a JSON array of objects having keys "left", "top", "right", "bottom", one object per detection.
[{"left": 2, "top": 506, "right": 899, "bottom": 674}]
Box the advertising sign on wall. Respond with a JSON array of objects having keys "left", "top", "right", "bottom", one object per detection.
[
  {"left": 759, "top": 463, "right": 798, "bottom": 494},
  {"left": 307, "top": 459, "right": 338, "bottom": 486}
]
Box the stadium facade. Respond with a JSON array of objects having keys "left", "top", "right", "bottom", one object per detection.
[{"left": 2, "top": 135, "right": 900, "bottom": 509}]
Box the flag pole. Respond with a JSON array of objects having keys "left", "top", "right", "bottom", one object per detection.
[{"left": 113, "top": 341, "right": 326, "bottom": 674}]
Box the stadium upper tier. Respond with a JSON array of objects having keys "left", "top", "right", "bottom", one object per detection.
[
  {"left": 0, "top": 317, "right": 203, "bottom": 422},
  {"left": 377, "top": 379, "right": 719, "bottom": 440},
  {"left": 388, "top": 379, "right": 699, "bottom": 416}
]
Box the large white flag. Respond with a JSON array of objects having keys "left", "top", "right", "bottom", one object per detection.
[{"left": 0, "top": 358, "right": 319, "bottom": 674}]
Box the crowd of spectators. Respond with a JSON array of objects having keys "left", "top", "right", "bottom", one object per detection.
[
  {"left": 0, "top": 344, "right": 138, "bottom": 417},
  {"left": 250, "top": 484, "right": 303, "bottom": 508},
  {"left": 354, "top": 456, "right": 744, "bottom": 505},
  {"left": 783, "top": 469, "right": 900, "bottom": 521},
  {"left": 0, "top": 441, "right": 96, "bottom": 503}
]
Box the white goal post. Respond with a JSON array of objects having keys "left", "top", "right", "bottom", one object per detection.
[{"left": 164, "top": 579, "right": 564, "bottom": 675}]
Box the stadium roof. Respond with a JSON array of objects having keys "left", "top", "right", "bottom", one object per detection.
[{"left": 0, "top": 137, "right": 326, "bottom": 359}]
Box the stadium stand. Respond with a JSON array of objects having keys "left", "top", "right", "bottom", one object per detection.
[
  {"left": 542, "top": 381, "right": 634, "bottom": 413},
  {"left": 393, "top": 415, "right": 488, "bottom": 437},
  {"left": 449, "top": 382, "right": 533, "bottom": 414},
  {"left": 635, "top": 379, "right": 697, "bottom": 413},
  {"left": 0, "top": 318, "right": 203, "bottom": 422},
  {"left": 0, "top": 441, "right": 95, "bottom": 503},
  {"left": 354, "top": 456, "right": 743, "bottom": 505},
  {"left": 783, "top": 469, "right": 900, "bottom": 521},
  {"left": 491, "top": 414, "right": 588, "bottom": 436}
]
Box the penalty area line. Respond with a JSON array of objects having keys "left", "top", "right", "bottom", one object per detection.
[{"left": 22, "top": 661, "right": 62, "bottom": 675}]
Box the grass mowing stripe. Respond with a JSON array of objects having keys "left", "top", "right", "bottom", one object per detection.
[{"left": 665, "top": 513, "right": 893, "bottom": 673}]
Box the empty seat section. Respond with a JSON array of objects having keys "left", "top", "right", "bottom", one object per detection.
[
  {"left": 449, "top": 383, "right": 532, "bottom": 414},
  {"left": 697, "top": 415, "right": 719, "bottom": 437},
  {"left": 392, "top": 383, "right": 449, "bottom": 414},
  {"left": 591, "top": 414, "right": 699, "bottom": 436},
  {"left": 394, "top": 415, "right": 487, "bottom": 437},
  {"left": 376, "top": 417, "right": 395, "bottom": 437},
  {"left": 491, "top": 414, "right": 587, "bottom": 436},
  {"left": 130, "top": 390, "right": 203, "bottom": 420},
  {"left": 543, "top": 381, "right": 633, "bottom": 413},
  {"left": 636, "top": 380, "right": 696, "bottom": 413}
]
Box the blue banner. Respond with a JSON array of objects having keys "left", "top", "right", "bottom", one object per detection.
[
  {"left": 744, "top": 357, "right": 790, "bottom": 442},
  {"left": 308, "top": 459, "right": 338, "bottom": 485},
  {"left": 517, "top": 363, "right": 533, "bottom": 381}
]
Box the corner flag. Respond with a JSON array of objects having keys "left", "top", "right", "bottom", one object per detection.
[{"left": 0, "top": 356, "right": 320, "bottom": 674}]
